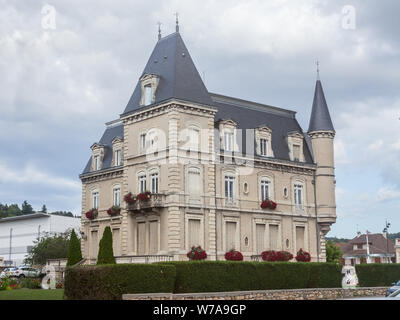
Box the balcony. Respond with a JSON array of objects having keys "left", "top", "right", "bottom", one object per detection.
[{"left": 126, "top": 193, "right": 166, "bottom": 214}]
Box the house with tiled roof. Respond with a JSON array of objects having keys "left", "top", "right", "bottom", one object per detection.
[
  {"left": 341, "top": 232, "right": 398, "bottom": 265},
  {"left": 79, "top": 22, "right": 337, "bottom": 263}
]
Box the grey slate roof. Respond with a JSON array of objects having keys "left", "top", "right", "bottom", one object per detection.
[
  {"left": 212, "top": 95, "right": 314, "bottom": 164},
  {"left": 308, "top": 80, "right": 335, "bottom": 133},
  {"left": 122, "top": 32, "right": 213, "bottom": 116},
  {"left": 81, "top": 123, "right": 124, "bottom": 175}
]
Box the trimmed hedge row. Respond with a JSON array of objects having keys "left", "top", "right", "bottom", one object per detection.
[
  {"left": 64, "top": 261, "right": 342, "bottom": 299},
  {"left": 64, "top": 264, "right": 176, "bottom": 300},
  {"left": 356, "top": 263, "right": 400, "bottom": 287},
  {"left": 165, "top": 261, "right": 342, "bottom": 293}
]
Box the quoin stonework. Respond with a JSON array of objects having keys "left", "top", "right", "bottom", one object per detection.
[{"left": 79, "top": 27, "right": 336, "bottom": 263}]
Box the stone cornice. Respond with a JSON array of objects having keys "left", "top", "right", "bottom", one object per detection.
[
  {"left": 80, "top": 167, "right": 123, "bottom": 183},
  {"left": 308, "top": 131, "right": 335, "bottom": 139}
]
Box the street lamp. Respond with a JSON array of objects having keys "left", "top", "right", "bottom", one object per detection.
[{"left": 383, "top": 220, "right": 391, "bottom": 263}]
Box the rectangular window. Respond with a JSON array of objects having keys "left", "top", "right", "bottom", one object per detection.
[
  {"left": 256, "top": 224, "right": 266, "bottom": 253},
  {"left": 269, "top": 225, "right": 279, "bottom": 250},
  {"left": 90, "top": 230, "right": 98, "bottom": 259},
  {"left": 92, "top": 191, "right": 99, "bottom": 209},
  {"left": 189, "top": 128, "right": 199, "bottom": 150},
  {"left": 224, "top": 132, "right": 234, "bottom": 151},
  {"left": 144, "top": 85, "right": 152, "bottom": 106},
  {"left": 139, "top": 175, "right": 146, "bottom": 193},
  {"left": 137, "top": 222, "right": 146, "bottom": 255},
  {"left": 294, "top": 184, "right": 303, "bottom": 205},
  {"left": 260, "top": 138, "right": 267, "bottom": 156},
  {"left": 224, "top": 176, "right": 235, "bottom": 201},
  {"left": 293, "top": 144, "right": 300, "bottom": 162},
  {"left": 296, "top": 226, "right": 305, "bottom": 252},
  {"left": 188, "top": 168, "right": 201, "bottom": 196},
  {"left": 188, "top": 219, "right": 201, "bottom": 248},
  {"left": 140, "top": 133, "right": 146, "bottom": 150},
  {"left": 112, "top": 229, "right": 120, "bottom": 256},
  {"left": 149, "top": 221, "right": 158, "bottom": 254},
  {"left": 113, "top": 187, "right": 120, "bottom": 206},
  {"left": 115, "top": 149, "right": 121, "bottom": 166},
  {"left": 260, "top": 180, "right": 270, "bottom": 201},
  {"left": 150, "top": 173, "right": 158, "bottom": 194},
  {"left": 225, "top": 221, "right": 237, "bottom": 251},
  {"left": 94, "top": 155, "right": 100, "bottom": 170}
]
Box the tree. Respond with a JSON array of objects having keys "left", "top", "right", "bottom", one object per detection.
[
  {"left": 67, "top": 229, "right": 82, "bottom": 266},
  {"left": 21, "top": 200, "right": 34, "bottom": 215},
  {"left": 41, "top": 205, "right": 47, "bottom": 213},
  {"left": 326, "top": 240, "right": 343, "bottom": 263},
  {"left": 97, "top": 226, "right": 115, "bottom": 265},
  {"left": 25, "top": 230, "right": 71, "bottom": 265}
]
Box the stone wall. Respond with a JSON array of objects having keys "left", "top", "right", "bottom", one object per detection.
[{"left": 123, "top": 287, "right": 388, "bottom": 300}]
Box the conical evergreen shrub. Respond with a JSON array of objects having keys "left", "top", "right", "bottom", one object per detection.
[
  {"left": 97, "top": 226, "right": 116, "bottom": 265},
  {"left": 67, "top": 229, "right": 82, "bottom": 266}
]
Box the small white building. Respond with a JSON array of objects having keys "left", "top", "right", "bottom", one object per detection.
[{"left": 0, "top": 213, "right": 81, "bottom": 266}]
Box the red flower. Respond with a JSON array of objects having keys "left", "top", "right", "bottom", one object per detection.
[
  {"left": 260, "top": 200, "right": 277, "bottom": 210},
  {"left": 107, "top": 206, "right": 121, "bottom": 216},
  {"left": 295, "top": 248, "right": 311, "bottom": 262},
  {"left": 124, "top": 192, "right": 136, "bottom": 204},
  {"left": 137, "top": 192, "right": 151, "bottom": 202},
  {"left": 187, "top": 246, "right": 207, "bottom": 260},
  {"left": 85, "top": 208, "right": 98, "bottom": 220},
  {"left": 261, "top": 250, "right": 293, "bottom": 262},
  {"left": 225, "top": 250, "right": 243, "bottom": 261}
]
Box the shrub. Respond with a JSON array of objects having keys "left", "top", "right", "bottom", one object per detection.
[
  {"left": 64, "top": 264, "right": 176, "bottom": 300},
  {"left": 165, "top": 261, "right": 341, "bottom": 293},
  {"left": 67, "top": 229, "right": 82, "bottom": 267},
  {"left": 21, "top": 278, "right": 42, "bottom": 289},
  {"left": 187, "top": 246, "right": 207, "bottom": 260},
  {"left": 262, "top": 250, "right": 293, "bottom": 262},
  {"left": 0, "top": 277, "right": 10, "bottom": 291},
  {"left": 295, "top": 249, "right": 311, "bottom": 262},
  {"left": 97, "top": 226, "right": 116, "bottom": 265},
  {"left": 225, "top": 250, "right": 244, "bottom": 261},
  {"left": 356, "top": 263, "right": 400, "bottom": 287}
]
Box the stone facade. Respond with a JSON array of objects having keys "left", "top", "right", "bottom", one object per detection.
[{"left": 79, "top": 31, "right": 336, "bottom": 264}]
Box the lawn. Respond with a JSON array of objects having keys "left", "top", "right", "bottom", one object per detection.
[{"left": 0, "top": 288, "right": 64, "bottom": 300}]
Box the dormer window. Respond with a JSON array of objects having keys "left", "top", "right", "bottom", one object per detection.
[
  {"left": 115, "top": 149, "right": 122, "bottom": 166},
  {"left": 255, "top": 126, "right": 273, "bottom": 158},
  {"left": 287, "top": 132, "right": 304, "bottom": 162},
  {"left": 224, "top": 132, "right": 234, "bottom": 152},
  {"left": 94, "top": 155, "right": 100, "bottom": 170},
  {"left": 144, "top": 85, "right": 152, "bottom": 106},
  {"left": 140, "top": 74, "right": 159, "bottom": 106},
  {"left": 90, "top": 143, "right": 105, "bottom": 172},
  {"left": 111, "top": 137, "right": 123, "bottom": 167},
  {"left": 218, "top": 119, "right": 238, "bottom": 152}
]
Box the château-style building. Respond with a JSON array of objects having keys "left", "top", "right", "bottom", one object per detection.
[{"left": 79, "top": 24, "right": 336, "bottom": 264}]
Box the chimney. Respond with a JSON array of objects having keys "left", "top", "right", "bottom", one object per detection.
[{"left": 357, "top": 231, "right": 361, "bottom": 237}]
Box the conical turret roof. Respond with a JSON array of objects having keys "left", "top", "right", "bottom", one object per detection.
[{"left": 308, "top": 80, "right": 334, "bottom": 133}]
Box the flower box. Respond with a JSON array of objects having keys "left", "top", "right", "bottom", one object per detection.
[
  {"left": 261, "top": 250, "right": 293, "bottom": 262},
  {"left": 187, "top": 246, "right": 207, "bottom": 260},
  {"left": 260, "top": 200, "right": 277, "bottom": 210},
  {"left": 295, "top": 248, "right": 311, "bottom": 262},
  {"left": 124, "top": 192, "right": 136, "bottom": 205},
  {"left": 137, "top": 191, "right": 151, "bottom": 202},
  {"left": 225, "top": 250, "right": 243, "bottom": 261},
  {"left": 85, "top": 208, "right": 98, "bottom": 220},
  {"left": 107, "top": 206, "right": 121, "bottom": 216}
]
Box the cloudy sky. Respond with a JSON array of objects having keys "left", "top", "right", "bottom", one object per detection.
[{"left": 1, "top": 0, "right": 399, "bottom": 238}]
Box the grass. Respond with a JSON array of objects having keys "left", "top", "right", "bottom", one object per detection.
[{"left": 0, "top": 288, "right": 64, "bottom": 300}]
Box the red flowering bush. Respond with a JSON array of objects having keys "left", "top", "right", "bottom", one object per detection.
[
  {"left": 295, "top": 248, "right": 311, "bottom": 262},
  {"left": 225, "top": 249, "right": 243, "bottom": 261},
  {"left": 85, "top": 208, "right": 98, "bottom": 220},
  {"left": 124, "top": 192, "right": 136, "bottom": 204},
  {"left": 261, "top": 250, "right": 293, "bottom": 262},
  {"left": 187, "top": 246, "right": 207, "bottom": 260},
  {"left": 137, "top": 191, "right": 151, "bottom": 202},
  {"left": 56, "top": 282, "right": 63, "bottom": 289},
  {"left": 107, "top": 206, "right": 121, "bottom": 216},
  {"left": 260, "top": 200, "right": 277, "bottom": 210}
]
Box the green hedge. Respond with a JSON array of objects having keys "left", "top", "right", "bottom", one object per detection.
[
  {"left": 164, "top": 261, "right": 342, "bottom": 293},
  {"left": 356, "top": 263, "right": 400, "bottom": 287},
  {"left": 64, "top": 264, "right": 176, "bottom": 300}
]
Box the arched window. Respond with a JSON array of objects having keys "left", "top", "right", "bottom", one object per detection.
[
  {"left": 113, "top": 186, "right": 121, "bottom": 206},
  {"left": 260, "top": 179, "right": 270, "bottom": 201},
  {"left": 294, "top": 183, "right": 303, "bottom": 206}
]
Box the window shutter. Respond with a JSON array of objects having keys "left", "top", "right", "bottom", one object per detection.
[
  {"left": 269, "top": 225, "right": 279, "bottom": 250},
  {"left": 188, "top": 219, "right": 200, "bottom": 248},
  {"left": 225, "top": 221, "right": 237, "bottom": 251},
  {"left": 256, "top": 224, "right": 266, "bottom": 253}
]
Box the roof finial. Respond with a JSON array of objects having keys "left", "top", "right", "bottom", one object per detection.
[
  {"left": 316, "top": 60, "right": 320, "bottom": 80},
  {"left": 157, "top": 21, "right": 162, "bottom": 41},
  {"left": 174, "top": 12, "right": 179, "bottom": 32}
]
